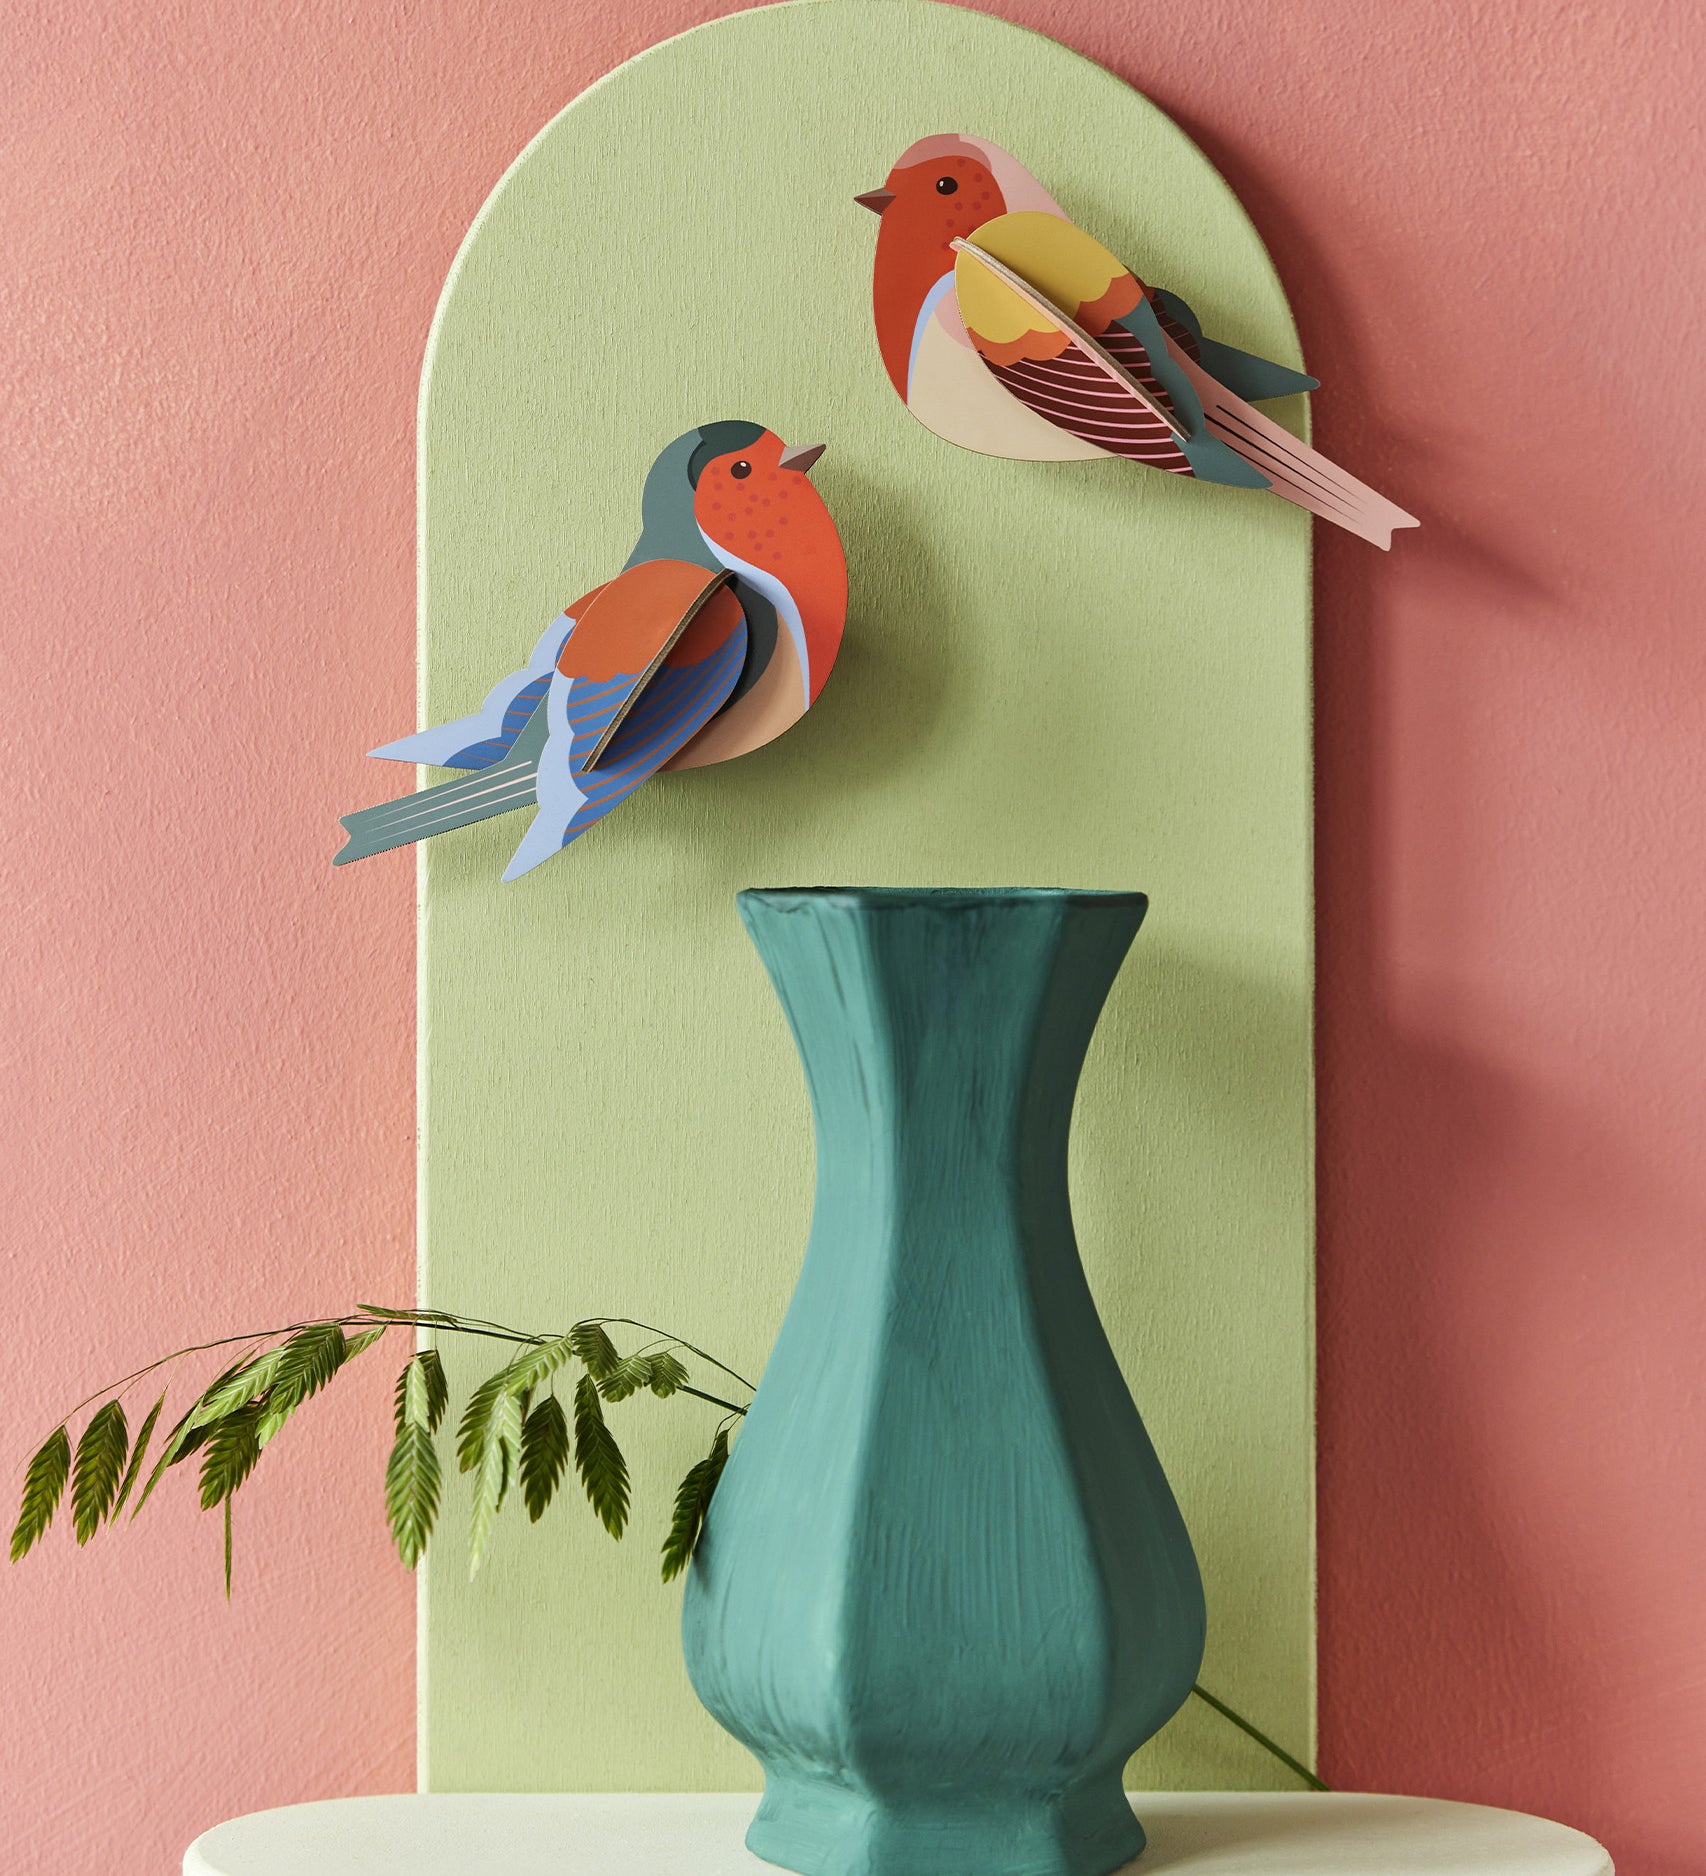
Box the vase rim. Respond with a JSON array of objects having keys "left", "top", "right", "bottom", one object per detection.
[{"left": 738, "top": 886, "right": 1148, "bottom": 910}]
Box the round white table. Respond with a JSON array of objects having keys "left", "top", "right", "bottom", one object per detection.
[{"left": 185, "top": 1791, "right": 1613, "bottom": 1875}]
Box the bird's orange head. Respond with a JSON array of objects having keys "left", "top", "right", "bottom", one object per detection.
[
  {"left": 858, "top": 135, "right": 1013, "bottom": 398},
  {"left": 691, "top": 428, "right": 848, "bottom": 707}
]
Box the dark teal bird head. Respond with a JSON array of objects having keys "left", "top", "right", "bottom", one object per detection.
[
  {"left": 685, "top": 420, "right": 767, "bottom": 487},
  {"left": 628, "top": 420, "right": 827, "bottom": 568},
  {"left": 628, "top": 421, "right": 767, "bottom": 571}
]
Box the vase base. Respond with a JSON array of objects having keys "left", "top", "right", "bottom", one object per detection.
[{"left": 745, "top": 1772, "right": 1146, "bottom": 1876}]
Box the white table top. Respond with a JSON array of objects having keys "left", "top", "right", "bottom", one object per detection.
[{"left": 184, "top": 1791, "right": 1613, "bottom": 1876}]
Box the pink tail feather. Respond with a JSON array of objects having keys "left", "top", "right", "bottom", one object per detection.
[{"left": 1168, "top": 344, "right": 1419, "bottom": 550}]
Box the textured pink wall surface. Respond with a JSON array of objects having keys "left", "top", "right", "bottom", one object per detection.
[{"left": 2, "top": 1, "right": 1701, "bottom": 1872}]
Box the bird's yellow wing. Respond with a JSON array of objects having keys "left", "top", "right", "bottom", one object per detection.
[
  {"left": 953, "top": 211, "right": 1193, "bottom": 473},
  {"left": 953, "top": 211, "right": 1142, "bottom": 364}
]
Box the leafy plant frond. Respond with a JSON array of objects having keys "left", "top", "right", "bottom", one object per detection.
[
  {"left": 129, "top": 1354, "right": 247, "bottom": 1521},
  {"left": 646, "top": 1352, "right": 690, "bottom": 1399},
  {"left": 385, "top": 1421, "right": 441, "bottom": 1570},
  {"left": 155, "top": 1354, "right": 251, "bottom": 1465},
  {"left": 660, "top": 1426, "right": 730, "bottom": 1582},
  {"left": 110, "top": 1392, "right": 165, "bottom": 1520},
  {"left": 198, "top": 1405, "right": 263, "bottom": 1511},
  {"left": 456, "top": 1372, "right": 509, "bottom": 1476},
  {"left": 254, "top": 1394, "right": 297, "bottom": 1451},
  {"left": 597, "top": 1355, "right": 654, "bottom": 1403},
  {"left": 395, "top": 1348, "right": 449, "bottom": 1435},
  {"left": 569, "top": 1322, "right": 620, "bottom": 1384},
  {"left": 468, "top": 1387, "right": 525, "bottom": 1578},
  {"left": 504, "top": 1333, "right": 577, "bottom": 1395},
  {"left": 10, "top": 1426, "right": 71, "bottom": 1563},
  {"left": 519, "top": 1394, "right": 570, "bottom": 1522},
  {"left": 71, "top": 1401, "right": 129, "bottom": 1544},
  {"left": 186, "top": 1347, "right": 292, "bottom": 1433},
  {"left": 572, "top": 1374, "right": 629, "bottom": 1539},
  {"left": 126, "top": 1351, "right": 256, "bottom": 1517},
  {"left": 255, "top": 1320, "right": 366, "bottom": 1450},
  {"left": 129, "top": 1405, "right": 199, "bottom": 1520},
  {"left": 268, "top": 1324, "right": 349, "bottom": 1410}
]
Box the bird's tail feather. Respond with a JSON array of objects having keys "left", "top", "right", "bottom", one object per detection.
[
  {"left": 334, "top": 756, "right": 540, "bottom": 865},
  {"left": 1168, "top": 342, "right": 1418, "bottom": 549},
  {"left": 1196, "top": 336, "right": 1319, "bottom": 403}
]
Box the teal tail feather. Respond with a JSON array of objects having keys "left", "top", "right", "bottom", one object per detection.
[{"left": 334, "top": 754, "right": 540, "bottom": 864}]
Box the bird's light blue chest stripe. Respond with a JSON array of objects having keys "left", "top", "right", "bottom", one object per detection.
[
  {"left": 907, "top": 273, "right": 956, "bottom": 401},
  {"left": 699, "top": 528, "right": 810, "bottom": 709}
]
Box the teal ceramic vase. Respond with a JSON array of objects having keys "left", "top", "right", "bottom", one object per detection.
[{"left": 682, "top": 888, "right": 1205, "bottom": 1876}]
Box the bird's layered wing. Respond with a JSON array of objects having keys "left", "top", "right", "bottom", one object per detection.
[
  {"left": 954, "top": 213, "right": 1195, "bottom": 474},
  {"left": 540, "top": 558, "right": 737, "bottom": 770},
  {"left": 503, "top": 581, "right": 748, "bottom": 881},
  {"left": 336, "top": 560, "right": 733, "bottom": 869},
  {"left": 368, "top": 587, "right": 604, "bottom": 770}
]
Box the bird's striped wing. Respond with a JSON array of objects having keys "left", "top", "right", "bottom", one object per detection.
[
  {"left": 368, "top": 587, "right": 604, "bottom": 771},
  {"left": 953, "top": 217, "right": 1194, "bottom": 474},
  {"left": 334, "top": 560, "right": 733, "bottom": 867},
  {"left": 502, "top": 583, "right": 748, "bottom": 881},
  {"left": 980, "top": 319, "right": 1195, "bottom": 472},
  {"left": 550, "top": 558, "right": 736, "bottom": 770},
  {"left": 954, "top": 213, "right": 1418, "bottom": 547}
]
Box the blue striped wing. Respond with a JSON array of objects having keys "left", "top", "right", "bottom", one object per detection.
[{"left": 501, "top": 616, "right": 748, "bottom": 881}]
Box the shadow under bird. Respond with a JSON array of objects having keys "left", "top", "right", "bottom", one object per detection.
[
  {"left": 858, "top": 134, "right": 1417, "bottom": 549},
  {"left": 335, "top": 422, "right": 848, "bottom": 880}
]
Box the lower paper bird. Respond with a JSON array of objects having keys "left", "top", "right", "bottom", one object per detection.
[
  {"left": 856, "top": 134, "right": 1417, "bottom": 549},
  {"left": 335, "top": 422, "right": 848, "bottom": 880}
]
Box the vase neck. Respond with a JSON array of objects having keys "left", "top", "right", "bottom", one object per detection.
[{"left": 739, "top": 892, "right": 1145, "bottom": 1209}]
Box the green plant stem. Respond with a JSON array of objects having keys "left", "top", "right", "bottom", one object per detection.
[
  {"left": 60, "top": 1328, "right": 289, "bottom": 1423},
  {"left": 1189, "top": 1682, "right": 1328, "bottom": 1790},
  {"left": 677, "top": 1384, "right": 751, "bottom": 1417},
  {"left": 595, "top": 1318, "right": 756, "bottom": 1391}
]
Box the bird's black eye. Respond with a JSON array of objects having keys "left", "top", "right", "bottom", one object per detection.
[
  {"left": 730, "top": 460, "right": 752, "bottom": 479},
  {"left": 936, "top": 175, "right": 958, "bottom": 195}
]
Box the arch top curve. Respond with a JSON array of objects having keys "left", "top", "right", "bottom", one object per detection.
[
  {"left": 418, "top": 0, "right": 1314, "bottom": 1805},
  {"left": 419, "top": 0, "right": 1306, "bottom": 490}
]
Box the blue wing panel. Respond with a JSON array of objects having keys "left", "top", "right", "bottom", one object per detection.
[
  {"left": 502, "top": 623, "right": 747, "bottom": 881},
  {"left": 369, "top": 612, "right": 574, "bottom": 770}
]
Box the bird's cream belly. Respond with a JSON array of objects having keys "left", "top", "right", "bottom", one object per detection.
[
  {"left": 664, "top": 623, "right": 806, "bottom": 771},
  {"left": 906, "top": 311, "right": 1109, "bottom": 462}
]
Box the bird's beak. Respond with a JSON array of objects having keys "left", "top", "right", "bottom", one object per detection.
[
  {"left": 854, "top": 189, "right": 895, "bottom": 215},
  {"left": 778, "top": 442, "right": 826, "bottom": 476}
]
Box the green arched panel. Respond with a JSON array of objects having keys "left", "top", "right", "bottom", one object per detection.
[{"left": 418, "top": 0, "right": 1314, "bottom": 1796}]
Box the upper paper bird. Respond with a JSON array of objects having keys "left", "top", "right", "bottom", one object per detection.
[
  {"left": 335, "top": 421, "right": 848, "bottom": 880},
  {"left": 857, "top": 135, "right": 1417, "bottom": 549}
]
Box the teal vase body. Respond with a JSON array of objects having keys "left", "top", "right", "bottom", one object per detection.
[{"left": 682, "top": 889, "right": 1205, "bottom": 1876}]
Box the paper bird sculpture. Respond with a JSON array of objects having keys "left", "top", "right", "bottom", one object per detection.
[
  {"left": 857, "top": 135, "right": 1416, "bottom": 549},
  {"left": 335, "top": 422, "right": 848, "bottom": 880}
]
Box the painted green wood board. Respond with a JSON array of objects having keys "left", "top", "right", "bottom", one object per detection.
[{"left": 417, "top": 0, "right": 1314, "bottom": 1797}]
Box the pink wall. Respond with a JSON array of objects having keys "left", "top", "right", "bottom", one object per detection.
[{"left": 2, "top": 1, "right": 1701, "bottom": 1871}]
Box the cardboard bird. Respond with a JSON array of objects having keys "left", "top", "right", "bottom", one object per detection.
[
  {"left": 336, "top": 421, "right": 847, "bottom": 880},
  {"left": 857, "top": 135, "right": 1417, "bottom": 549}
]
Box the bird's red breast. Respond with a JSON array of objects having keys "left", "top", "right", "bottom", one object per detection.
[
  {"left": 870, "top": 148, "right": 1008, "bottom": 398},
  {"left": 692, "top": 431, "right": 847, "bottom": 705}
]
